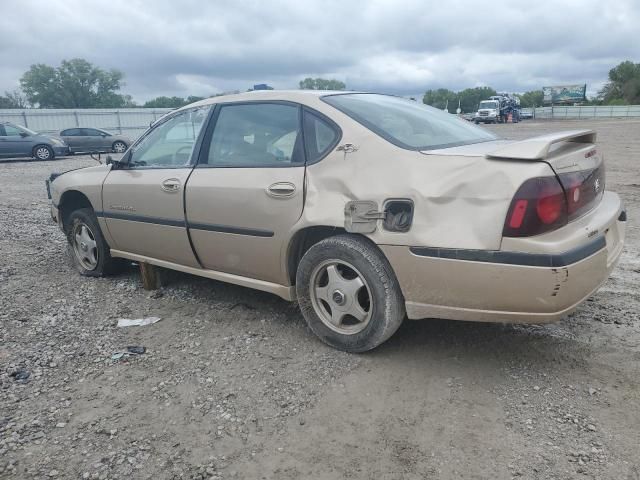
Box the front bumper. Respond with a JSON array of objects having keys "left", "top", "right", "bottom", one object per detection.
[
  {"left": 382, "top": 193, "right": 626, "bottom": 323},
  {"left": 53, "top": 145, "right": 70, "bottom": 156}
]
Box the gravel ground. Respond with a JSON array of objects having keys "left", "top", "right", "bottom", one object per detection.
[{"left": 1, "top": 119, "right": 639, "bottom": 480}]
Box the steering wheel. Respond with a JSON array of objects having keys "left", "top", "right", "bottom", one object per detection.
[{"left": 171, "top": 145, "right": 194, "bottom": 165}]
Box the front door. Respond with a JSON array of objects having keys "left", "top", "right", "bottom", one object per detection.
[
  {"left": 0, "top": 124, "right": 32, "bottom": 157},
  {"left": 102, "top": 105, "right": 211, "bottom": 267},
  {"left": 185, "top": 102, "right": 306, "bottom": 285}
]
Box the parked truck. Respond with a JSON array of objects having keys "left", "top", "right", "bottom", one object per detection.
[{"left": 474, "top": 94, "right": 521, "bottom": 124}]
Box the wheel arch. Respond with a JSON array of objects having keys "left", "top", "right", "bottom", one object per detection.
[
  {"left": 58, "top": 190, "right": 95, "bottom": 233},
  {"left": 286, "top": 225, "right": 349, "bottom": 285},
  {"left": 285, "top": 226, "right": 398, "bottom": 287}
]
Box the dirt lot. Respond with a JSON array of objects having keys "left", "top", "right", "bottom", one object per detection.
[{"left": 1, "top": 119, "right": 639, "bottom": 480}]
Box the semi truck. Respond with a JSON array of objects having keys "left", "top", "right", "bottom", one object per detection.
[{"left": 474, "top": 94, "right": 521, "bottom": 124}]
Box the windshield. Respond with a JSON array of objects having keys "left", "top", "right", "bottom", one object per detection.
[
  {"left": 479, "top": 101, "right": 498, "bottom": 110},
  {"left": 322, "top": 94, "right": 497, "bottom": 150},
  {"left": 11, "top": 124, "right": 38, "bottom": 136}
]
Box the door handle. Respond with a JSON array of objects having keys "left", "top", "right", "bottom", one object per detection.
[
  {"left": 161, "top": 178, "right": 181, "bottom": 193},
  {"left": 267, "top": 182, "right": 296, "bottom": 198}
]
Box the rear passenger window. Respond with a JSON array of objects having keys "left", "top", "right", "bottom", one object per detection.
[
  {"left": 205, "top": 103, "right": 303, "bottom": 167},
  {"left": 303, "top": 111, "right": 339, "bottom": 163}
]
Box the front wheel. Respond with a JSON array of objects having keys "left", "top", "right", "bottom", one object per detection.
[
  {"left": 33, "top": 145, "right": 54, "bottom": 161},
  {"left": 67, "top": 208, "right": 123, "bottom": 276},
  {"left": 296, "top": 235, "right": 405, "bottom": 352},
  {"left": 112, "top": 141, "right": 127, "bottom": 153}
]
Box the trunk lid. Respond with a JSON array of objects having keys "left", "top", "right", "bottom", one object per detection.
[{"left": 422, "top": 130, "right": 606, "bottom": 226}]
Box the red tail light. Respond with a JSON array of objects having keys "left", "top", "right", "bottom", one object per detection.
[
  {"left": 503, "top": 176, "right": 567, "bottom": 237},
  {"left": 503, "top": 166, "right": 605, "bottom": 237},
  {"left": 558, "top": 166, "right": 605, "bottom": 221}
]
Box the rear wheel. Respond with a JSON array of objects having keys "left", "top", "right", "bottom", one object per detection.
[
  {"left": 296, "top": 235, "right": 405, "bottom": 352},
  {"left": 33, "top": 145, "right": 54, "bottom": 161},
  {"left": 67, "top": 208, "right": 123, "bottom": 276},
  {"left": 112, "top": 141, "right": 127, "bottom": 153}
]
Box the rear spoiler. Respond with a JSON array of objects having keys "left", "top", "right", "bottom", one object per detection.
[{"left": 486, "top": 130, "right": 596, "bottom": 160}]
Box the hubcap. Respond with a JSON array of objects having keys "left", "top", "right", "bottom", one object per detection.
[
  {"left": 309, "top": 260, "right": 373, "bottom": 335},
  {"left": 72, "top": 223, "right": 98, "bottom": 270},
  {"left": 36, "top": 147, "right": 50, "bottom": 159},
  {"left": 114, "top": 142, "right": 126, "bottom": 153}
]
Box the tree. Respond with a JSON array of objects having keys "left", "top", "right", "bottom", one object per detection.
[
  {"left": 457, "top": 87, "right": 497, "bottom": 113},
  {"left": 422, "top": 88, "right": 457, "bottom": 111},
  {"left": 0, "top": 90, "right": 27, "bottom": 108},
  {"left": 518, "top": 90, "right": 544, "bottom": 108},
  {"left": 598, "top": 60, "right": 640, "bottom": 105},
  {"left": 20, "top": 58, "right": 128, "bottom": 108},
  {"left": 143, "top": 95, "right": 205, "bottom": 108},
  {"left": 299, "top": 77, "right": 346, "bottom": 90},
  {"left": 424, "top": 87, "right": 497, "bottom": 113}
]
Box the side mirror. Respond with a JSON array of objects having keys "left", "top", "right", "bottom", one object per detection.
[
  {"left": 19, "top": 132, "right": 29, "bottom": 138},
  {"left": 106, "top": 155, "right": 124, "bottom": 169}
]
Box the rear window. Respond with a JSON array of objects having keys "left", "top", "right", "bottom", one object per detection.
[{"left": 322, "top": 93, "right": 497, "bottom": 150}]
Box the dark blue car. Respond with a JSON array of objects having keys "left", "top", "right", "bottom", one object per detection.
[{"left": 0, "top": 122, "right": 69, "bottom": 160}]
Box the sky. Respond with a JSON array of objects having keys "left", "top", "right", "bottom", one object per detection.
[{"left": 1, "top": 0, "right": 639, "bottom": 103}]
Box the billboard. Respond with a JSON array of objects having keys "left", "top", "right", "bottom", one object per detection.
[{"left": 543, "top": 84, "right": 587, "bottom": 104}]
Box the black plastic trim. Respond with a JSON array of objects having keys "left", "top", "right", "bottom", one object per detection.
[
  {"left": 618, "top": 210, "right": 627, "bottom": 222},
  {"left": 409, "top": 235, "right": 606, "bottom": 268},
  {"left": 96, "top": 211, "right": 186, "bottom": 227},
  {"left": 97, "top": 211, "right": 274, "bottom": 238},
  {"left": 188, "top": 222, "right": 274, "bottom": 237}
]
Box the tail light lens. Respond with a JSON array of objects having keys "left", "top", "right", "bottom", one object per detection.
[
  {"left": 503, "top": 166, "right": 605, "bottom": 237},
  {"left": 503, "top": 176, "right": 567, "bottom": 237},
  {"left": 558, "top": 166, "right": 605, "bottom": 221}
]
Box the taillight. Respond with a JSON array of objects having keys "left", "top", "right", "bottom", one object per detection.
[
  {"left": 557, "top": 166, "right": 605, "bottom": 221},
  {"left": 503, "top": 166, "right": 605, "bottom": 237},
  {"left": 503, "top": 176, "right": 567, "bottom": 237}
]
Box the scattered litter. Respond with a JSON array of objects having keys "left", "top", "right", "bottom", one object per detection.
[
  {"left": 111, "top": 346, "right": 147, "bottom": 361},
  {"left": 126, "top": 346, "right": 146, "bottom": 355},
  {"left": 117, "top": 317, "right": 161, "bottom": 327},
  {"left": 10, "top": 369, "right": 30, "bottom": 382}
]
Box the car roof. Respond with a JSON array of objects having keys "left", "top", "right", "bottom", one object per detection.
[{"left": 181, "top": 89, "right": 362, "bottom": 111}]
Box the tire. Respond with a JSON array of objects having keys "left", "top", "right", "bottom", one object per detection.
[
  {"left": 296, "top": 234, "right": 405, "bottom": 352},
  {"left": 112, "top": 141, "right": 127, "bottom": 154},
  {"left": 33, "top": 145, "right": 54, "bottom": 161},
  {"left": 66, "top": 208, "right": 123, "bottom": 277}
]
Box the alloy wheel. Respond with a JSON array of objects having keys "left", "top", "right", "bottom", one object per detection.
[
  {"left": 309, "top": 259, "right": 373, "bottom": 335},
  {"left": 113, "top": 142, "right": 127, "bottom": 153},
  {"left": 35, "top": 146, "right": 51, "bottom": 160},
  {"left": 72, "top": 223, "right": 99, "bottom": 271}
]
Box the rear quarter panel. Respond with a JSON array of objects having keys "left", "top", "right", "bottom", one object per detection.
[{"left": 295, "top": 113, "right": 554, "bottom": 251}]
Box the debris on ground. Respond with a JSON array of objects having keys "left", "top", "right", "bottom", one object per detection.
[{"left": 116, "top": 316, "right": 161, "bottom": 327}]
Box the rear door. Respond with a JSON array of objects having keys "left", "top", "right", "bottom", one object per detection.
[
  {"left": 185, "top": 102, "right": 306, "bottom": 284},
  {"left": 82, "top": 128, "right": 106, "bottom": 151},
  {"left": 61, "top": 128, "right": 84, "bottom": 152},
  {"left": 101, "top": 105, "right": 211, "bottom": 267}
]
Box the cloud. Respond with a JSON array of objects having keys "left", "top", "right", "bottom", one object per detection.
[{"left": 0, "top": 0, "right": 638, "bottom": 102}]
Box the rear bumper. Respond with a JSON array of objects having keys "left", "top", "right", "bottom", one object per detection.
[{"left": 381, "top": 193, "right": 626, "bottom": 323}]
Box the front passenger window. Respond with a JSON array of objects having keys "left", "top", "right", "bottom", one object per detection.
[{"left": 129, "top": 106, "right": 211, "bottom": 168}]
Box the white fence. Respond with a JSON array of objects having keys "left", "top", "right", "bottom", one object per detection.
[
  {"left": 523, "top": 104, "right": 640, "bottom": 119},
  {"left": 0, "top": 108, "right": 173, "bottom": 140}
]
